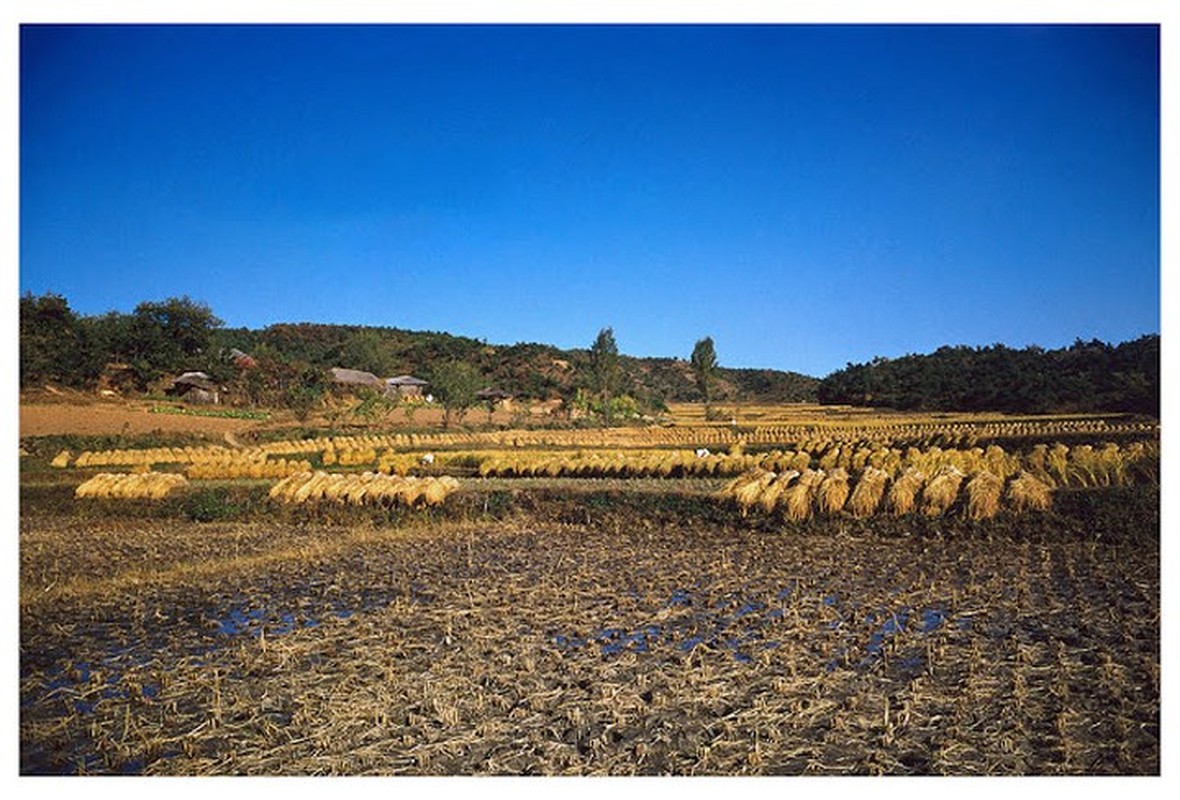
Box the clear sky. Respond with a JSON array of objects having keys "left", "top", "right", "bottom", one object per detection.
[{"left": 19, "top": 23, "right": 1160, "bottom": 377}]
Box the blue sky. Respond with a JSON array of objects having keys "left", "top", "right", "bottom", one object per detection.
[{"left": 19, "top": 23, "right": 1160, "bottom": 377}]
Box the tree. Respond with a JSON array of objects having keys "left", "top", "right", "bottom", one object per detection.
[
  {"left": 340, "top": 329, "right": 395, "bottom": 377},
  {"left": 690, "top": 336, "right": 719, "bottom": 414},
  {"left": 105, "top": 296, "right": 223, "bottom": 388},
  {"left": 589, "top": 327, "right": 620, "bottom": 424},
  {"left": 430, "top": 361, "right": 482, "bottom": 427},
  {"left": 20, "top": 292, "right": 88, "bottom": 388}
]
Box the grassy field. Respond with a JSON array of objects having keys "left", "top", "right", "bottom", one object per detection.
[{"left": 18, "top": 401, "right": 1160, "bottom": 775}]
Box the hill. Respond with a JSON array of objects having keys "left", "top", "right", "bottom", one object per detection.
[
  {"left": 818, "top": 335, "right": 1159, "bottom": 416},
  {"left": 19, "top": 293, "right": 818, "bottom": 408},
  {"left": 216, "top": 322, "right": 820, "bottom": 407}
]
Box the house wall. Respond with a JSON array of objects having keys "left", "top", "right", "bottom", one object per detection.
[{"left": 183, "top": 387, "right": 219, "bottom": 405}]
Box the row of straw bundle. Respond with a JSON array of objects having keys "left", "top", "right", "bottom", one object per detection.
[
  {"left": 74, "top": 472, "right": 188, "bottom": 500},
  {"left": 717, "top": 467, "right": 838, "bottom": 521},
  {"left": 721, "top": 464, "right": 1056, "bottom": 520},
  {"left": 186, "top": 458, "right": 313, "bottom": 480},
  {"left": 268, "top": 471, "right": 460, "bottom": 508}
]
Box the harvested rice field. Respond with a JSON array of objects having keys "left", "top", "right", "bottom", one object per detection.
[{"left": 19, "top": 485, "right": 1159, "bottom": 775}]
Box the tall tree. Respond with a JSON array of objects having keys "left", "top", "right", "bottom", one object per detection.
[
  {"left": 20, "top": 292, "right": 88, "bottom": 387},
  {"left": 430, "top": 360, "right": 482, "bottom": 427},
  {"left": 690, "top": 336, "right": 719, "bottom": 413},
  {"left": 111, "top": 296, "right": 223, "bottom": 387},
  {"left": 589, "top": 327, "right": 620, "bottom": 423}
]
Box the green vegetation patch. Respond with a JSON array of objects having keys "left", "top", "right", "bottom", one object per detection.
[{"left": 149, "top": 405, "right": 270, "bottom": 420}]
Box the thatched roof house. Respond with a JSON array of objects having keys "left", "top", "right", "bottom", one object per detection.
[
  {"left": 229, "top": 348, "right": 257, "bottom": 369},
  {"left": 329, "top": 367, "right": 385, "bottom": 390},
  {"left": 386, "top": 375, "right": 429, "bottom": 398},
  {"left": 476, "top": 387, "right": 511, "bottom": 401},
  {"left": 166, "top": 371, "right": 221, "bottom": 404}
]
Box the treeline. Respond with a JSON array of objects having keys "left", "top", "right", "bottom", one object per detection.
[
  {"left": 25, "top": 292, "right": 1155, "bottom": 417},
  {"left": 20, "top": 293, "right": 227, "bottom": 391},
  {"left": 19, "top": 293, "right": 819, "bottom": 411},
  {"left": 818, "top": 336, "right": 1159, "bottom": 416}
]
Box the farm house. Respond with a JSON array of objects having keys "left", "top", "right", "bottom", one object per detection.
[
  {"left": 229, "top": 348, "right": 257, "bottom": 369},
  {"left": 386, "top": 375, "right": 429, "bottom": 399},
  {"left": 477, "top": 386, "right": 512, "bottom": 410},
  {"left": 165, "top": 371, "right": 221, "bottom": 404},
  {"left": 329, "top": 367, "right": 386, "bottom": 392}
]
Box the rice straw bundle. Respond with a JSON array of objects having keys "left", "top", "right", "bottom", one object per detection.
[
  {"left": 759, "top": 470, "right": 798, "bottom": 513},
  {"left": 1046, "top": 443, "right": 1070, "bottom": 486},
  {"left": 1007, "top": 470, "right": 1053, "bottom": 512},
  {"left": 921, "top": 466, "right": 965, "bottom": 516},
  {"left": 817, "top": 467, "right": 850, "bottom": 515},
  {"left": 886, "top": 468, "right": 926, "bottom": 515},
  {"left": 725, "top": 469, "right": 776, "bottom": 517},
  {"left": 789, "top": 451, "right": 812, "bottom": 472},
  {"left": 817, "top": 447, "right": 841, "bottom": 471},
  {"left": 848, "top": 467, "right": 889, "bottom": 518},
  {"left": 850, "top": 447, "right": 873, "bottom": 473},
  {"left": 782, "top": 469, "right": 825, "bottom": 522},
  {"left": 964, "top": 470, "right": 1004, "bottom": 520},
  {"left": 422, "top": 476, "right": 457, "bottom": 507}
]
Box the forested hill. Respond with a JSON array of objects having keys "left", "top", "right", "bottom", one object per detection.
[
  {"left": 818, "top": 336, "right": 1159, "bottom": 416},
  {"left": 18, "top": 293, "right": 819, "bottom": 406},
  {"left": 221, "top": 323, "right": 820, "bottom": 406}
]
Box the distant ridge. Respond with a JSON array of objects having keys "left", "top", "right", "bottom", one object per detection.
[{"left": 215, "top": 321, "right": 821, "bottom": 406}]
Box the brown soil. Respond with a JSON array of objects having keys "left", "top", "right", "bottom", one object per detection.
[
  {"left": 20, "top": 401, "right": 534, "bottom": 439},
  {"left": 19, "top": 403, "right": 261, "bottom": 438}
]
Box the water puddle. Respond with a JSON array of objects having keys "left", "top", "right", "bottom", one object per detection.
[{"left": 553, "top": 585, "right": 799, "bottom": 664}]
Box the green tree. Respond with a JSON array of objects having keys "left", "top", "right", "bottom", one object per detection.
[
  {"left": 340, "top": 329, "right": 395, "bottom": 377},
  {"left": 283, "top": 361, "right": 327, "bottom": 422},
  {"left": 690, "top": 336, "right": 719, "bottom": 414},
  {"left": 430, "top": 361, "right": 482, "bottom": 427},
  {"left": 106, "top": 296, "right": 223, "bottom": 388},
  {"left": 589, "top": 327, "right": 620, "bottom": 424},
  {"left": 20, "top": 292, "right": 91, "bottom": 388}
]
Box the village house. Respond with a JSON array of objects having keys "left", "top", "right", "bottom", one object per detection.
[
  {"left": 385, "top": 375, "right": 429, "bottom": 399},
  {"left": 165, "top": 371, "right": 222, "bottom": 404},
  {"left": 329, "top": 367, "right": 386, "bottom": 394}
]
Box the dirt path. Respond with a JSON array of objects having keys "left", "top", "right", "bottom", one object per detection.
[{"left": 19, "top": 403, "right": 261, "bottom": 438}]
